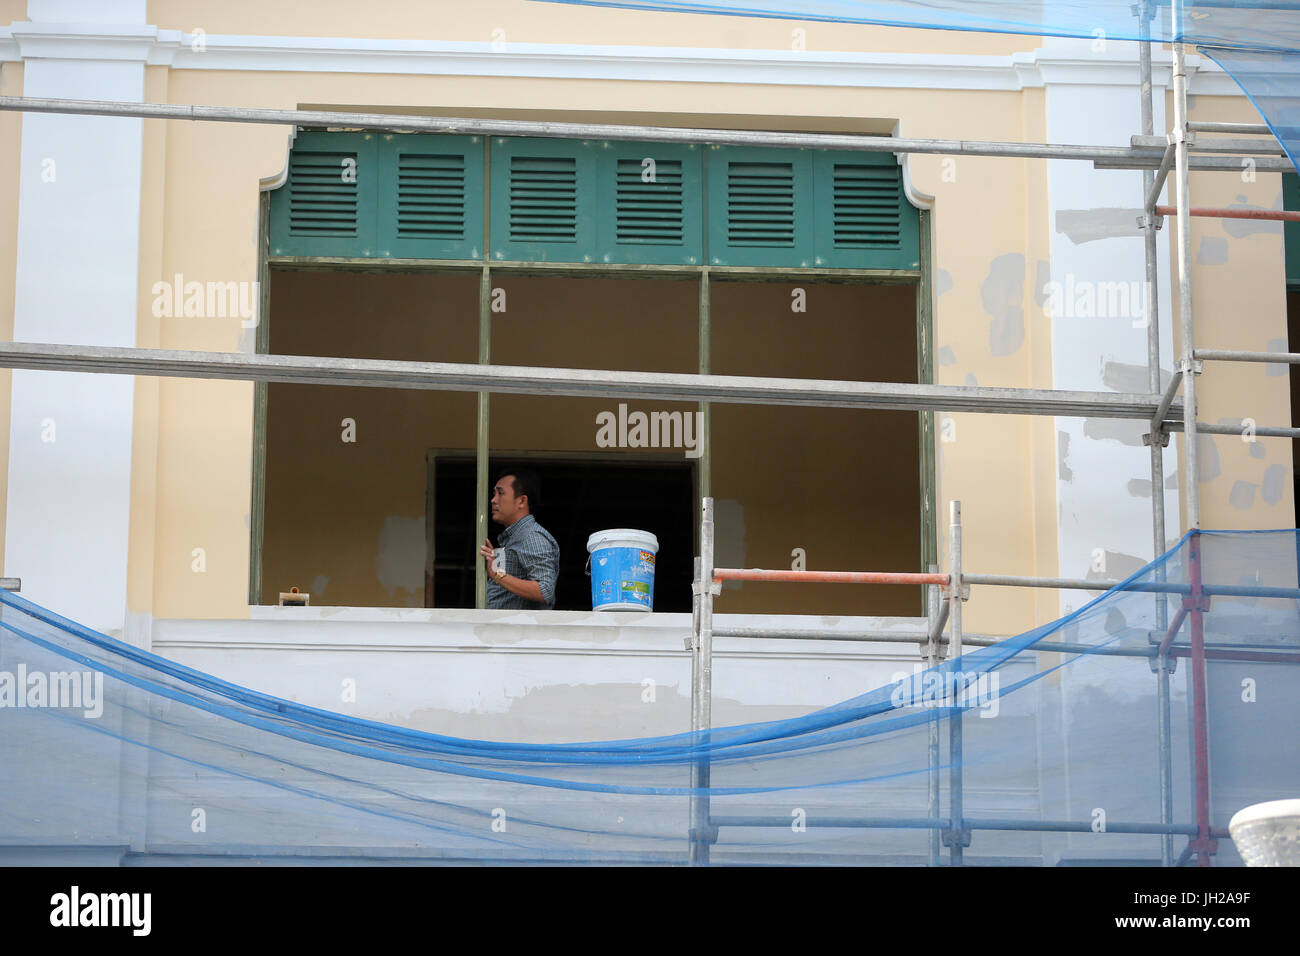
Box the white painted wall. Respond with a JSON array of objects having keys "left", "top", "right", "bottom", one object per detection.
[
  {"left": 1042, "top": 36, "right": 1180, "bottom": 615},
  {"left": 4, "top": 4, "right": 148, "bottom": 637}
]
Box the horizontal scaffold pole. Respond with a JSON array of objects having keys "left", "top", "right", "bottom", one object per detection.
[
  {"left": 1195, "top": 349, "right": 1300, "bottom": 364},
  {"left": 1155, "top": 204, "right": 1300, "bottom": 222},
  {"left": 0, "top": 95, "right": 1287, "bottom": 170},
  {"left": 0, "top": 342, "right": 1184, "bottom": 420}
]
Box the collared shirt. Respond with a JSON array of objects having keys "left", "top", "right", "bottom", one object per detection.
[{"left": 487, "top": 513, "right": 560, "bottom": 610}]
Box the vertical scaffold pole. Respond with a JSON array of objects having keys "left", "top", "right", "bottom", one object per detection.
[
  {"left": 926, "top": 564, "right": 941, "bottom": 867},
  {"left": 1187, "top": 532, "right": 1217, "bottom": 866},
  {"left": 947, "top": 501, "right": 966, "bottom": 865},
  {"left": 1173, "top": 0, "right": 1214, "bottom": 867},
  {"left": 689, "top": 497, "right": 716, "bottom": 865},
  {"left": 1172, "top": 3, "right": 1201, "bottom": 527},
  {"left": 1138, "top": 0, "right": 1175, "bottom": 868}
]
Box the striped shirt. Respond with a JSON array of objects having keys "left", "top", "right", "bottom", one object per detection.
[{"left": 487, "top": 513, "right": 560, "bottom": 610}]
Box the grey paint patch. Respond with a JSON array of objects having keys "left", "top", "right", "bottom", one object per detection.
[
  {"left": 1104, "top": 607, "right": 1128, "bottom": 635},
  {"left": 1128, "top": 478, "right": 1151, "bottom": 498},
  {"left": 1165, "top": 470, "right": 1178, "bottom": 490},
  {"left": 936, "top": 269, "right": 953, "bottom": 296},
  {"left": 375, "top": 515, "right": 426, "bottom": 606},
  {"left": 1101, "top": 360, "right": 1172, "bottom": 394},
  {"left": 964, "top": 373, "right": 978, "bottom": 386},
  {"left": 937, "top": 345, "right": 956, "bottom": 366},
  {"left": 237, "top": 322, "right": 258, "bottom": 354},
  {"left": 715, "top": 498, "right": 745, "bottom": 592},
  {"left": 1223, "top": 201, "right": 1283, "bottom": 238},
  {"left": 1055, "top": 208, "right": 1144, "bottom": 245},
  {"left": 1086, "top": 551, "right": 1147, "bottom": 592},
  {"left": 1266, "top": 338, "right": 1289, "bottom": 376},
  {"left": 1262, "top": 464, "right": 1288, "bottom": 505},
  {"left": 1058, "top": 431, "right": 1073, "bottom": 482},
  {"left": 1197, "top": 433, "right": 1221, "bottom": 483},
  {"left": 310, "top": 574, "right": 329, "bottom": 599},
  {"left": 1083, "top": 418, "right": 1145, "bottom": 447},
  {"left": 983, "top": 253, "right": 1025, "bottom": 357},
  {"left": 243, "top": 512, "right": 250, "bottom": 530},
  {"left": 1197, "top": 236, "right": 1228, "bottom": 266},
  {"left": 404, "top": 683, "right": 809, "bottom": 744},
  {"left": 1250, "top": 441, "right": 1266, "bottom": 459},
  {"left": 1229, "top": 480, "right": 1257, "bottom": 510}
]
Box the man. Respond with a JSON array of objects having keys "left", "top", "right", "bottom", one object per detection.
[{"left": 480, "top": 469, "right": 560, "bottom": 610}]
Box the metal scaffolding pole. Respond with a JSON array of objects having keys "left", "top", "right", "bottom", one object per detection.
[
  {"left": 0, "top": 342, "right": 1184, "bottom": 420},
  {"left": 1173, "top": 25, "right": 1201, "bottom": 532},
  {"left": 1174, "top": 1, "right": 1215, "bottom": 866},
  {"left": 926, "top": 566, "right": 942, "bottom": 867},
  {"left": 945, "top": 501, "right": 968, "bottom": 865},
  {"left": 689, "top": 498, "right": 716, "bottom": 865},
  {"left": 1139, "top": 0, "right": 1174, "bottom": 866},
  {"left": 0, "top": 94, "right": 1287, "bottom": 170}
]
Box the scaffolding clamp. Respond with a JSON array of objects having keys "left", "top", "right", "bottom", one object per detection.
[
  {"left": 689, "top": 822, "right": 720, "bottom": 845},
  {"left": 1176, "top": 358, "right": 1203, "bottom": 376},
  {"left": 1136, "top": 213, "right": 1164, "bottom": 232},
  {"left": 1148, "top": 652, "right": 1178, "bottom": 675},
  {"left": 691, "top": 580, "right": 722, "bottom": 597},
  {"left": 1182, "top": 593, "right": 1212, "bottom": 614},
  {"left": 941, "top": 825, "right": 972, "bottom": 849},
  {"left": 1167, "top": 127, "right": 1195, "bottom": 147},
  {"left": 1142, "top": 429, "right": 1171, "bottom": 448}
]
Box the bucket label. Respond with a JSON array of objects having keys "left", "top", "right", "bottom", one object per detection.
[{"left": 589, "top": 541, "right": 657, "bottom": 610}]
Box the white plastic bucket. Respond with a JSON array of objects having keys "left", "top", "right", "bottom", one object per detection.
[{"left": 586, "top": 529, "right": 659, "bottom": 611}]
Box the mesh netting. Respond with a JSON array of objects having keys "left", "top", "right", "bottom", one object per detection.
[
  {"left": 1, "top": 529, "right": 1297, "bottom": 864},
  {"left": 537, "top": 0, "right": 1300, "bottom": 172}
]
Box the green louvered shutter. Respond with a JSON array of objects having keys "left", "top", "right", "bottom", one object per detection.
[
  {"left": 269, "top": 131, "right": 378, "bottom": 257},
  {"left": 490, "top": 138, "right": 598, "bottom": 262},
  {"left": 706, "top": 147, "right": 815, "bottom": 267},
  {"left": 376, "top": 134, "right": 483, "bottom": 259},
  {"left": 812, "top": 152, "right": 919, "bottom": 270},
  {"left": 594, "top": 143, "right": 703, "bottom": 265}
]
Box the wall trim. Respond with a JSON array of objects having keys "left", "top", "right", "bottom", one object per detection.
[{"left": 0, "top": 25, "right": 1243, "bottom": 96}]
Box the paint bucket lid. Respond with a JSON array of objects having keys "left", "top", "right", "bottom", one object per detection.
[{"left": 586, "top": 529, "right": 659, "bottom": 554}]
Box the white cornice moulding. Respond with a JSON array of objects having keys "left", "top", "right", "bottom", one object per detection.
[
  {"left": 0, "top": 27, "right": 1243, "bottom": 97},
  {"left": 6, "top": 21, "right": 158, "bottom": 61}
]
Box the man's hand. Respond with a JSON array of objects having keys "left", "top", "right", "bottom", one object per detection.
[{"left": 479, "top": 538, "right": 500, "bottom": 579}]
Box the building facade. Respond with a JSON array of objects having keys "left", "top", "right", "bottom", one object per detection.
[{"left": 0, "top": 0, "right": 1294, "bottom": 748}]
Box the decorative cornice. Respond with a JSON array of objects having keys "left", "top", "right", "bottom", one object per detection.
[
  {"left": 5, "top": 21, "right": 158, "bottom": 61},
  {"left": 0, "top": 25, "right": 1242, "bottom": 96}
]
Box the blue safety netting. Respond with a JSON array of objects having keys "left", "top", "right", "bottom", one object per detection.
[
  {"left": 534, "top": 0, "right": 1300, "bottom": 172},
  {"left": 1, "top": 529, "right": 1297, "bottom": 864}
]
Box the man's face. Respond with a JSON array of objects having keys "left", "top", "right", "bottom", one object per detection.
[{"left": 490, "top": 476, "right": 525, "bottom": 526}]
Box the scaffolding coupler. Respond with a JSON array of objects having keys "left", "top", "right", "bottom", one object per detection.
[{"left": 941, "top": 824, "right": 972, "bottom": 850}]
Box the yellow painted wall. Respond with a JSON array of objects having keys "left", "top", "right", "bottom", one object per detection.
[
  {"left": 0, "top": 60, "right": 20, "bottom": 578},
  {"left": 1175, "top": 88, "right": 1295, "bottom": 532},
  {"left": 147, "top": 0, "right": 1038, "bottom": 55}
]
